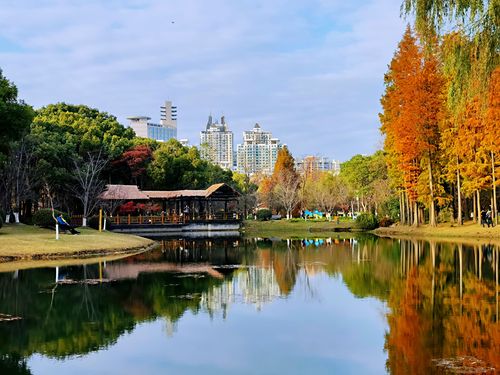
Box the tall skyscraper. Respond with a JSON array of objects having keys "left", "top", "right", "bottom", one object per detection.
[
  {"left": 236, "top": 123, "right": 283, "bottom": 175},
  {"left": 128, "top": 100, "right": 177, "bottom": 142},
  {"left": 200, "top": 115, "right": 234, "bottom": 170}
]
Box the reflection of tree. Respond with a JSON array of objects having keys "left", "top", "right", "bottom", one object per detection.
[
  {"left": 0, "top": 353, "right": 32, "bottom": 375},
  {"left": 385, "top": 242, "right": 499, "bottom": 374},
  {"left": 0, "top": 236, "right": 497, "bottom": 374}
]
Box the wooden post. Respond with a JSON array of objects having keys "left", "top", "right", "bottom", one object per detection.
[
  {"left": 99, "top": 208, "right": 103, "bottom": 232},
  {"left": 128, "top": 214, "right": 131, "bottom": 225}
]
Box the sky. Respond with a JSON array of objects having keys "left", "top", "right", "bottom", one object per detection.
[{"left": 0, "top": 0, "right": 407, "bottom": 162}]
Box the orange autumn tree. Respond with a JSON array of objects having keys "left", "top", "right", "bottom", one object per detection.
[
  {"left": 271, "top": 146, "right": 300, "bottom": 219},
  {"left": 381, "top": 27, "right": 445, "bottom": 226}
]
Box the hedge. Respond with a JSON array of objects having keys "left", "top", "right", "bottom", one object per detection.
[
  {"left": 355, "top": 212, "right": 379, "bottom": 230},
  {"left": 256, "top": 209, "right": 272, "bottom": 221},
  {"left": 33, "top": 209, "right": 69, "bottom": 227}
]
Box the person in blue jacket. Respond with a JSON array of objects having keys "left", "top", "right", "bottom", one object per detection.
[{"left": 56, "top": 213, "right": 80, "bottom": 234}]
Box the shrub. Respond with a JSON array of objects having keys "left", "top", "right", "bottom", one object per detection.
[
  {"left": 33, "top": 209, "right": 68, "bottom": 227},
  {"left": 378, "top": 216, "right": 394, "bottom": 227},
  {"left": 355, "top": 212, "right": 379, "bottom": 230},
  {"left": 256, "top": 209, "right": 272, "bottom": 221},
  {"left": 87, "top": 215, "right": 111, "bottom": 230}
]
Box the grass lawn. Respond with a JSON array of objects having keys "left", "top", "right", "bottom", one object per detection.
[
  {"left": 374, "top": 221, "right": 500, "bottom": 245},
  {"left": 242, "top": 219, "right": 357, "bottom": 238},
  {"left": 0, "top": 224, "right": 155, "bottom": 260}
]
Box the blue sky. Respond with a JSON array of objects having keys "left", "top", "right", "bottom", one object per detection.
[{"left": 0, "top": 0, "right": 406, "bottom": 161}]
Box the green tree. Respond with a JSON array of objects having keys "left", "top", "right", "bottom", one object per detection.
[{"left": 0, "top": 70, "right": 34, "bottom": 163}]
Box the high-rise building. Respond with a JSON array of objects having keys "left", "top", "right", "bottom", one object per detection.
[
  {"left": 128, "top": 100, "right": 177, "bottom": 142},
  {"left": 236, "top": 123, "right": 283, "bottom": 175},
  {"left": 200, "top": 115, "right": 234, "bottom": 170},
  {"left": 296, "top": 156, "right": 341, "bottom": 176}
]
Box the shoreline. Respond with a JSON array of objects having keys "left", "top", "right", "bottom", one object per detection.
[
  {"left": 0, "top": 224, "right": 157, "bottom": 265},
  {"left": 373, "top": 222, "right": 500, "bottom": 245}
]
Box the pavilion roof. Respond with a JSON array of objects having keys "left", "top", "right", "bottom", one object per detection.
[
  {"left": 100, "top": 185, "right": 149, "bottom": 200},
  {"left": 101, "top": 183, "right": 239, "bottom": 201}
]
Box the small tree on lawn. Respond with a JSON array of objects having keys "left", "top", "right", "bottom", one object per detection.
[{"left": 72, "top": 150, "right": 108, "bottom": 226}]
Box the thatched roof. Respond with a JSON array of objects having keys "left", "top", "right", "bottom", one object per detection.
[
  {"left": 101, "top": 183, "right": 239, "bottom": 201},
  {"left": 100, "top": 185, "right": 149, "bottom": 200}
]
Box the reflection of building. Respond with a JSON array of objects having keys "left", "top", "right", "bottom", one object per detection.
[
  {"left": 296, "top": 156, "right": 341, "bottom": 176},
  {"left": 128, "top": 100, "right": 177, "bottom": 142},
  {"left": 200, "top": 115, "right": 234, "bottom": 170},
  {"left": 200, "top": 267, "right": 281, "bottom": 315},
  {"left": 236, "top": 123, "right": 283, "bottom": 175}
]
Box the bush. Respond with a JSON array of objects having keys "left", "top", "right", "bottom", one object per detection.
[
  {"left": 87, "top": 215, "right": 111, "bottom": 230},
  {"left": 355, "top": 212, "right": 379, "bottom": 230},
  {"left": 33, "top": 209, "right": 68, "bottom": 227},
  {"left": 256, "top": 209, "right": 272, "bottom": 221},
  {"left": 378, "top": 216, "right": 394, "bottom": 227}
]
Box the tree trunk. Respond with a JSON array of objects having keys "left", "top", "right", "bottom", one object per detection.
[
  {"left": 456, "top": 159, "right": 463, "bottom": 225},
  {"left": 428, "top": 158, "right": 436, "bottom": 226},
  {"left": 405, "top": 191, "right": 411, "bottom": 226},
  {"left": 413, "top": 201, "right": 419, "bottom": 227},
  {"left": 400, "top": 191, "right": 405, "bottom": 225},
  {"left": 473, "top": 194, "right": 477, "bottom": 223},
  {"left": 492, "top": 151, "right": 498, "bottom": 225},
  {"left": 476, "top": 190, "right": 481, "bottom": 224}
]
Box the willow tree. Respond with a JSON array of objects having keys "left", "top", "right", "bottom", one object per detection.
[
  {"left": 402, "top": 0, "right": 499, "bottom": 112},
  {"left": 486, "top": 68, "right": 500, "bottom": 224}
]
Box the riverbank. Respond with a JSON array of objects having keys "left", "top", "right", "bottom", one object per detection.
[
  {"left": 242, "top": 219, "right": 357, "bottom": 238},
  {"left": 374, "top": 221, "right": 500, "bottom": 244},
  {"left": 0, "top": 224, "right": 156, "bottom": 262}
]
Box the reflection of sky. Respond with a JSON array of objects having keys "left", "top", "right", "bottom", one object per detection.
[{"left": 28, "top": 271, "right": 388, "bottom": 374}]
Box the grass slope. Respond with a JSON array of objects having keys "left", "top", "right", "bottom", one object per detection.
[{"left": 0, "top": 224, "right": 155, "bottom": 260}]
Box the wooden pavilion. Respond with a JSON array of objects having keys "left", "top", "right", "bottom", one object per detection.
[{"left": 100, "top": 183, "right": 240, "bottom": 225}]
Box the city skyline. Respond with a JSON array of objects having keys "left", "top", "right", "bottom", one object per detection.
[{"left": 0, "top": 0, "right": 406, "bottom": 161}]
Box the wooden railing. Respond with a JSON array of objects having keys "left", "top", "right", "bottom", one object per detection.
[{"left": 110, "top": 212, "right": 241, "bottom": 225}]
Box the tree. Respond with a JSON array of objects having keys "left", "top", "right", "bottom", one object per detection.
[
  {"left": 148, "top": 139, "right": 232, "bottom": 190},
  {"left": 0, "top": 70, "right": 34, "bottom": 163},
  {"left": 269, "top": 147, "right": 300, "bottom": 219},
  {"left": 0, "top": 70, "right": 34, "bottom": 216},
  {"left": 485, "top": 68, "right": 500, "bottom": 224},
  {"left": 380, "top": 27, "right": 446, "bottom": 226},
  {"left": 403, "top": 0, "right": 500, "bottom": 113},
  {"left": 232, "top": 172, "right": 258, "bottom": 218},
  {"left": 71, "top": 150, "right": 108, "bottom": 226},
  {"left": 274, "top": 171, "right": 301, "bottom": 219},
  {"left": 340, "top": 151, "right": 389, "bottom": 214}
]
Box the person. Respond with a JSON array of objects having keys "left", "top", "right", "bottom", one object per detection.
[
  {"left": 486, "top": 209, "right": 493, "bottom": 228},
  {"left": 56, "top": 213, "right": 80, "bottom": 234},
  {"left": 480, "top": 209, "right": 487, "bottom": 227},
  {"left": 183, "top": 205, "right": 190, "bottom": 221}
]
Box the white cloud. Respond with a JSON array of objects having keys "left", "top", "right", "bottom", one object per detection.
[{"left": 0, "top": 0, "right": 405, "bottom": 161}]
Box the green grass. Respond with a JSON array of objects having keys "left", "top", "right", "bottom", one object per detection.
[
  {"left": 242, "top": 219, "right": 357, "bottom": 238},
  {"left": 374, "top": 221, "right": 500, "bottom": 244},
  {"left": 0, "top": 224, "right": 155, "bottom": 259}
]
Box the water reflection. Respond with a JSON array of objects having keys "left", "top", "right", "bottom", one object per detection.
[{"left": 0, "top": 236, "right": 498, "bottom": 374}]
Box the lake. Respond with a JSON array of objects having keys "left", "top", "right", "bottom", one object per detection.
[{"left": 0, "top": 235, "right": 498, "bottom": 374}]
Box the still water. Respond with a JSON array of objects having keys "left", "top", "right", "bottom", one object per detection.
[{"left": 0, "top": 235, "right": 498, "bottom": 374}]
